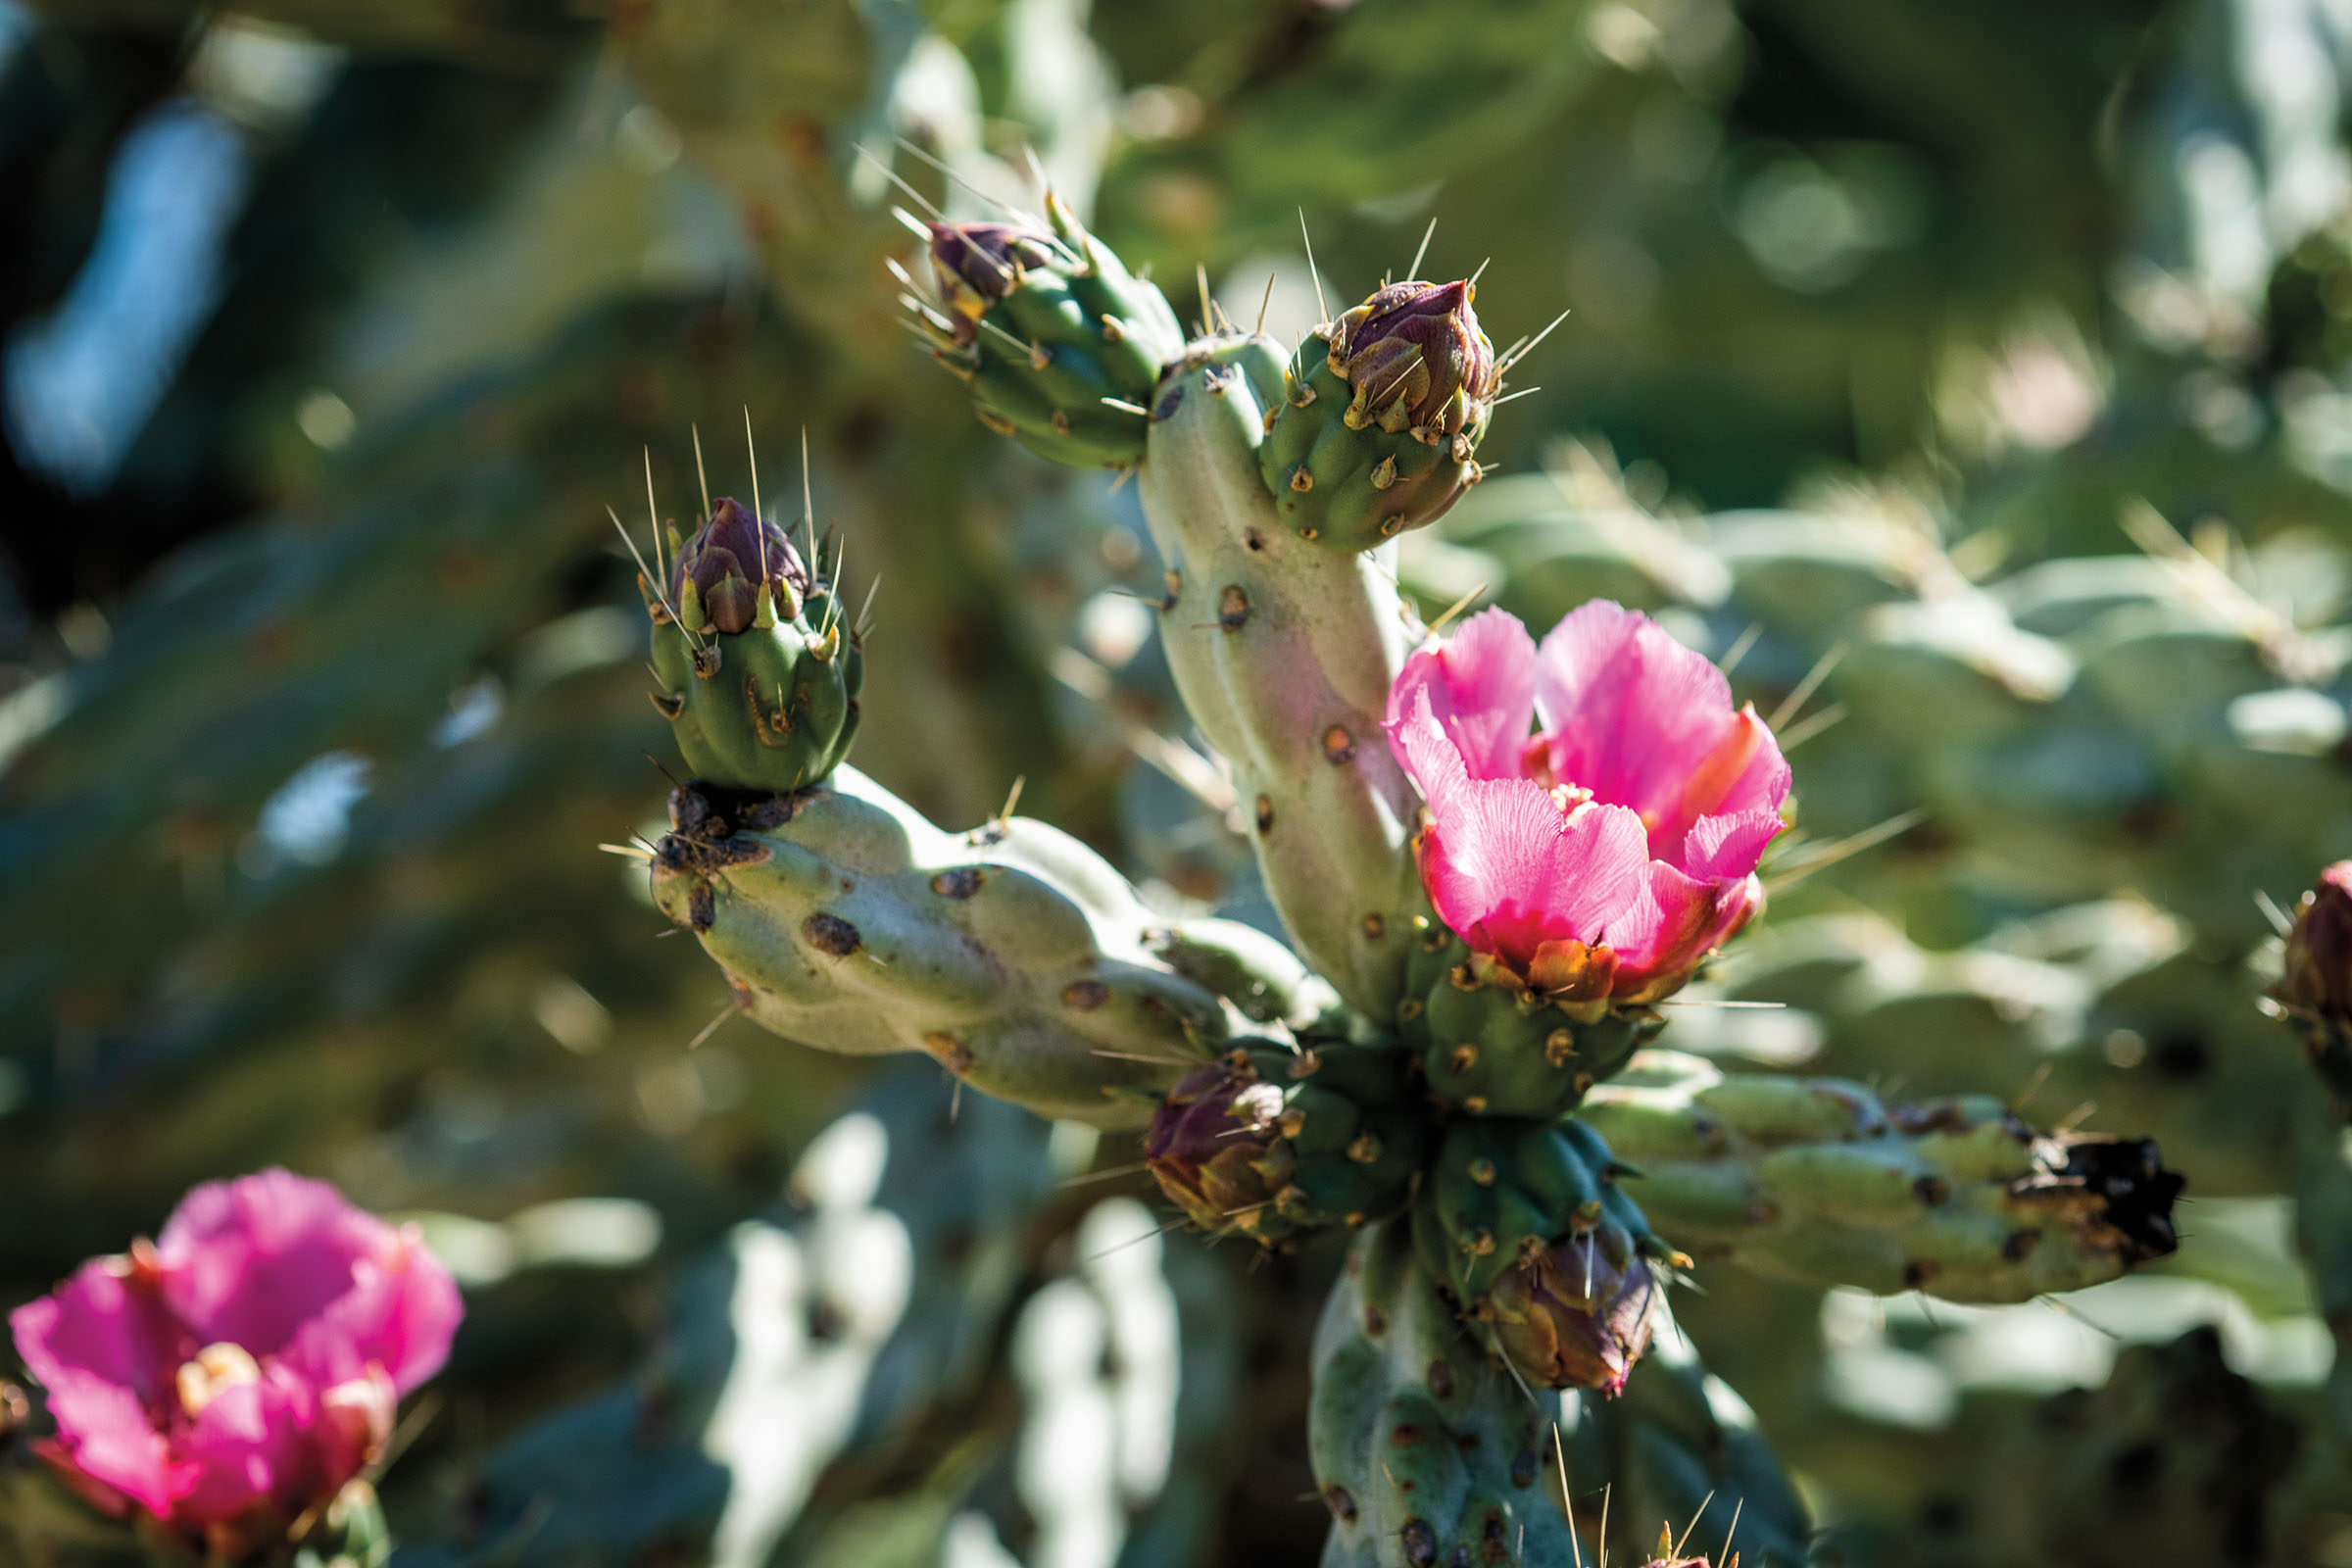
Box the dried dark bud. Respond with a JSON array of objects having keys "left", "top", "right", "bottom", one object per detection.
[
  {"left": 1327, "top": 279, "right": 1498, "bottom": 438},
  {"left": 1484, "top": 1223, "right": 1658, "bottom": 1395}
]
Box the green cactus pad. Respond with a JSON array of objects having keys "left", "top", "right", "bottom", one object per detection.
[
  {"left": 1310, "top": 1221, "right": 1586, "bottom": 1568},
  {"left": 1579, "top": 1050, "right": 2185, "bottom": 1300},
  {"left": 916, "top": 200, "right": 1186, "bottom": 469},
  {"left": 1143, "top": 1035, "right": 1429, "bottom": 1249},
  {"left": 1256, "top": 322, "right": 1490, "bottom": 551},
  {"left": 1402, "top": 927, "right": 1665, "bottom": 1117},
  {"left": 645, "top": 769, "right": 1328, "bottom": 1126}
]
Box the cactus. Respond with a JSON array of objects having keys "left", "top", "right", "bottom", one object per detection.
[
  {"left": 910, "top": 203, "right": 1188, "bottom": 469},
  {"left": 1257, "top": 280, "right": 1499, "bottom": 550},
  {"left": 1132, "top": 332, "right": 1428, "bottom": 1016},
  {"left": 1310, "top": 1220, "right": 1584, "bottom": 1568},
  {"left": 645, "top": 771, "right": 1329, "bottom": 1126},
  {"left": 1410, "top": 1115, "right": 1676, "bottom": 1394},
  {"left": 645, "top": 497, "right": 863, "bottom": 794},
  {"left": 1144, "top": 1035, "right": 1428, "bottom": 1249},
  {"left": 1578, "top": 1051, "right": 2184, "bottom": 1301},
  {"left": 1401, "top": 927, "right": 1667, "bottom": 1116}
]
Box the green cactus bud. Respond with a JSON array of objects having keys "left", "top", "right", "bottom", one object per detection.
[
  {"left": 2274, "top": 860, "right": 2352, "bottom": 1117},
  {"left": 646, "top": 770, "right": 1314, "bottom": 1126},
  {"left": 911, "top": 200, "right": 1186, "bottom": 469},
  {"left": 1580, "top": 1051, "right": 2185, "bottom": 1300},
  {"left": 1401, "top": 927, "right": 1665, "bottom": 1117},
  {"left": 1258, "top": 279, "right": 1499, "bottom": 551},
  {"left": 1311, "top": 1221, "right": 1586, "bottom": 1568},
  {"left": 646, "top": 497, "right": 861, "bottom": 793},
  {"left": 1143, "top": 1036, "right": 1428, "bottom": 1248},
  {"left": 1410, "top": 1116, "right": 1676, "bottom": 1393}
]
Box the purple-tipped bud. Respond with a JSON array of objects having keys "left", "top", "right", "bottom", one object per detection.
[
  {"left": 1328, "top": 279, "right": 1498, "bottom": 439},
  {"left": 928, "top": 220, "right": 1060, "bottom": 325},
  {"left": 2282, "top": 862, "right": 2352, "bottom": 1024},
  {"left": 670, "top": 498, "right": 808, "bottom": 637},
  {"left": 1144, "top": 1057, "right": 1296, "bottom": 1231},
  {"left": 1485, "top": 1223, "right": 1658, "bottom": 1395}
]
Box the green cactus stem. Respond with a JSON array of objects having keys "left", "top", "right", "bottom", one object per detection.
[
  {"left": 1578, "top": 1051, "right": 2185, "bottom": 1300},
  {"left": 645, "top": 497, "right": 862, "bottom": 793},
  {"left": 1143, "top": 1035, "right": 1428, "bottom": 1249},
  {"left": 909, "top": 199, "right": 1187, "bottom": 469},
  {"left": 1401, "top": 925, "right": 1667, "bottom": 1117},
  {"left": 646, "top": 770, "right": 1333, "bottom": 1126},
  {"left": 1258, "top": 278, "right": 1499, "bottom": 551},
  {"left": 1410, "top": 1115, "right": 1677, "bottom": 1394},
  {"left": 1311, "top": 1220, "right": 1584, "bottom": 1568},
  {"left": 1137, "top": 333, "right": 1426, "bottom": 1018}
]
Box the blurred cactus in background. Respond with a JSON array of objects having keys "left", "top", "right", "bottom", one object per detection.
[{"left": 4, "top": 0, "right": 2352, "bottom": 1564}]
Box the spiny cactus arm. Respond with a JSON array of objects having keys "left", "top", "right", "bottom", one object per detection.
[
  {"left": 1310, "top": 1220, "right": 1583, "bottom": 1568},
  {"left": 1138, "top": 334, "right": 1426, "bottom": 1017},
  {"left": 1578, "top": 1051, "right": 2184, "bottom": 1301},
  {"left": 647, "top": 769, "right": 1324, "bottom": 1126}
]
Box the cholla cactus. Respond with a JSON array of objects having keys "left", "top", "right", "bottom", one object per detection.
[{"left": 587, "top": 197, "right": 2202, "bottom": 1568}]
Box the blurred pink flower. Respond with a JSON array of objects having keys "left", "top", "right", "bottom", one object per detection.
[
  {"left": 9, "top": 1169, "right": 461, "bottom": 1558},
  {"left": 1384, "top": 601, "right": 1789, "bottom": 1004}
]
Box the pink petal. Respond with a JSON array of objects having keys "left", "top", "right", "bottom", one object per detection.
[
  {"left": 1386, "top": 608, "right": 1538, "bottom": 781},
  {"left": 1607, "top": 864, "right": 1764, "bottom": 992},
  {"left": 10, "top": 1257, "right": 191, "bottom": 1408},
  {"left": 30, "top": 1375, "right": 191, "bottom": 1519},
  {"left": 1396, "top": 684, "right": 1650, "bottom": 964},
  {"left": 158, "top": 1171, "right": 393, "bottom": 1361},
  {"left": 174, "top": 1362, "right": 319, "bottom": 1527},
  {"left": 1683, "top": 807, "right": 1787, "bottom": 884},
  {"left": 1531, "top": 602, "right": 1789, "bottom": 866},
  {"left": 282, "top": 1226, "right": 462, "bottom": 1395}
]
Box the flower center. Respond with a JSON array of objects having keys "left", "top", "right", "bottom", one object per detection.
[
  {"left": 174, "top": 1343, "right": 262, "bottom": 1419},
  {"left": 1547, "top": 781, "right": 1594, "bottom": 821}
]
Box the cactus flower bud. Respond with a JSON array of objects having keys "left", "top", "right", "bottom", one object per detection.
[
  {"left": 2274, "top": 862, "right": 2352, "bottom": 1115},
  {"left": 907, "top": 202, "right": 1186, "bottom": 469},
  {"left": 1385, "top": 602, "right": 1789, "bottom": 1115},
  {"left": 1258, "top": 277, "right": 1500, "bottom": 550},
  {"left": 671, "top": 497, "right": 808, "bottom": 635},
  {"left": 1143, "top": 1040, "right": 1427, "bottom": 1247},
  {"left": 926, "top": 220, "right": 1059, "bottom": 329},
  {"left": 1328, "top": 280, "right": 1497, "bottom": 438},
  {"left": 1145, "top": 1057, "right": 1294, "bottom": 1230},
  {"left": 1485, "top": 1223, "right": 1659, "bottom": 1396},
  {"left": 2281, "top": 863, "right": 2352, "bottom": 1023},
  {"left": 646, "top": 496, "right": 861, "bottom": 794},
  {"left": 6, "top": 1170, "right": 460, "bottom": 1561}
]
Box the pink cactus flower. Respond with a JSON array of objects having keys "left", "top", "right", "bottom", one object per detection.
[
  {"left": 8, "top": 1170, "right": 462, "bottom": 1558},
  {"left": 1384, "top": 601, "right": 1790, "bottom": 1004}
]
